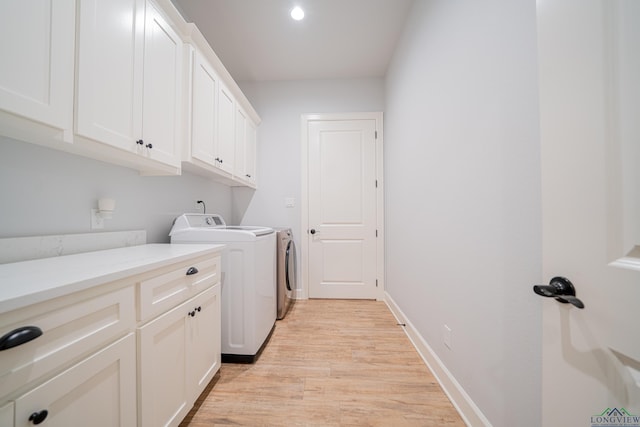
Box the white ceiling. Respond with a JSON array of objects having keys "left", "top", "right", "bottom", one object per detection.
[{"left": 171, "top": 0, "right": 415, "bottom": 82}]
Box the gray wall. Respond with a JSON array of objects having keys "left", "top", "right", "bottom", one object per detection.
[
  {"left": 384, "top": 1, "right": 542, "bottom": 426},
  {"left": 0, "top": 136, "right": 231, "bottom": 243}
]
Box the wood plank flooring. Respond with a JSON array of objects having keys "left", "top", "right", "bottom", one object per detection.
[{"left": 180, "top": 299, "right": 465, "bottom": 426}]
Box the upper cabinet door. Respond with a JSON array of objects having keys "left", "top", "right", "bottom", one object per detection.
[
  {"left": 190, "top": 50, "right": 218, "bottom": 166},
  {"left": 75, "top": 0, "right": 145, "bottom": 152},
  {"left": 0, "top": 0, "right": 74, "bottom": 132},
  {"left": 245, "top": 120, "right": 257, "bottom": 185},
  {"left": 234, "top": 105, "right": 247, "bottom": 177},
  {"left": 216, "top": 82, "right": 235, "bottom": 175},
  {"left": 141, "top": 1, "right": 182, "bottom": 169}
]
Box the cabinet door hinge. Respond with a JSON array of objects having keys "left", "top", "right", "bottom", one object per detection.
[
  {"left": 375, "top": 130, "right": 378, "bottom": 139},
  {"left": 376, "top": 229, "right": 378, "bottom": 237},
  {"left": 376, "top": 279, "right": 378, "bottom": 287},
  {"left": 375, "top": 179, "right": 378, "bottom": 188}
]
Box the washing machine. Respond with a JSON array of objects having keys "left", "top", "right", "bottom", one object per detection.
[
  {"left": 276, "top": 228, "right": 296, "bottom": 320},
  {"left": 169, "top": 214, "right": 276, "bottom": 362}
]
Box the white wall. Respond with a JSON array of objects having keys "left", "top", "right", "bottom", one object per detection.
[
  {"left": 384, "top": 1, "right": 542, "bottom": 426},
  {"left": 232, "top": 78, "right": 385, "bottom": 270},
  {"left": 0, "top": 136, "right": 231, "bottom": 244}
]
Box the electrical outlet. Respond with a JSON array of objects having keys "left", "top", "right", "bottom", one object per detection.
[
  {"left": 443, "top": 324, "right": 452, "bottom": 350},
  {"left": 90, "top": 209, "right": 104, "bottom": 229}
]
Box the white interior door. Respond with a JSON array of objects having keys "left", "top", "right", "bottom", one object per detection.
[
  {"left": 537, "top": 1, "right": 640, "bottom": 425},
  {"left": 305, "top": 114, "right": 381, "bottom": 299}
]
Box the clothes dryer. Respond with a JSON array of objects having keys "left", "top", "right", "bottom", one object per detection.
[{"left": 275, "top": 228, "right": 296, "bottom": 319}]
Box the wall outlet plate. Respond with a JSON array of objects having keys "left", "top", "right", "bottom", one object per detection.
[
  {"left": 443, "top": 324, "right": 452, "bottom": 350},
  {"left": 90, "top": 209, "right": 104, "bottom": 229}
]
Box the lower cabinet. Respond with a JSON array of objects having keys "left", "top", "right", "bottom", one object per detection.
[
  {"left": 138, "top": 284, "right": 221, "bottom": 427},
  {"left": 0, "top": 247, "right": 222, "bottom": 427},
  {"left": 13, "top": 333, "right": 136, "bottom": 427}
]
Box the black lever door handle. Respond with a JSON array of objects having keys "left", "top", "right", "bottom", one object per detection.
[{"left": 533, "top": 276, "right": 585, "bottom": 309}]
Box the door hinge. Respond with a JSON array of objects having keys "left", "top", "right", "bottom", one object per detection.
[
  {"left": 376, "top": 229, "right": 378, "bottom": 237},
  {"left": 375, "top": 130, "right": 378, "bottom": 139},
  {"left": 375, "top": 179, "right": 378, "bottom": 188},
  {"left": 376, "top": 279, "right": 378, "bottom": 287}
]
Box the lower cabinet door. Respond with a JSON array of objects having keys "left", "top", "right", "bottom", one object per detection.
[
  {"left": 188, "top": 285, "right": 221, "bottom": 401},
  {"left": 138, "top": 296, "right": 191, "bottom": 427},
  {"left": 0, "top": 402, "right": 13, "bottom": 426},
  {"left": 14, "top": 333, "right": 136, "bottom": 427},
  {"left": 138, "top": 285, "right": 220, "bottom": 427}
]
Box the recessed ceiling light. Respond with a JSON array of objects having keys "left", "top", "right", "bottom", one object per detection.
[{"left": 290, "top": 6, "right": 304, "bottom": 21}]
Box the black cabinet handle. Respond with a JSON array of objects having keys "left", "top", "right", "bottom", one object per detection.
[
  {"left": 136, "top": 139, "right": 143, "bottom": 145},
  {"left": 29, "top": 410, "right": 48, "bottom": 425},
  {"left": 196, "top": 306, "right": 201, "bottom": 312},
  {"left": 309, "top": 229, "right": 317, "bottom": 235},
  {"left": 186, "top": 267, "right": 199, "bottom": 276},
  {"left": 145, "top": 143, "right": 153, "bottom": 149},
  {"left": 0, "top": 326, "right": 43, "bottom": 351},
  {"left": 188, "top": 311, "right": 195, "bottom": 317},
  {"left": 533, "top": 276, "right": 585, "bottom": 309}
]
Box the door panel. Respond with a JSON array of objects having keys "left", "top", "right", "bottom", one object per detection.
[
  {"left": 308, "top": 119, "right": 377, "bottom": 299},
  {"left": 75, "top": 0, "right": 144, "bottom": 150},
  {"left": 0, "top": 0, "right": 74, "bottom": 130},
  {"left": 537, "top": 0, "right": 640, "bottom": 425},
  {"left": 142, "top": 1, "right": 181, "bottom": 167},
  {"left": 191, "top": 51, "right": 218, "bottom": 165}
]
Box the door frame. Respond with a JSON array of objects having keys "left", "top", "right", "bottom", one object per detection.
[{"left": 300, "top": 112, "right": 385, "bottom": 300}]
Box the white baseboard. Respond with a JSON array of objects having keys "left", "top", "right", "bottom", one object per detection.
[{"left": 384, "top": 292, "right": 493, "bottom": 427}]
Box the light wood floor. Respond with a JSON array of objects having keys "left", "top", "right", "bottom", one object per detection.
[{"left": 180, "top": 299, "right": 465, "bottom": 426}]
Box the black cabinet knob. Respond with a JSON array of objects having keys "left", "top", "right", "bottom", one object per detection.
[
  {"left": 145, "top": 143, "right": 153, "bottom": 149},
  {"left": 310, "top": 229, "right": 316, "bottom": 235},
  {"left": 196, "top": 306, "right": 201, "bottom": 312},
  {"left": 29, "top": 410, "right": 48, "bottom": 425},
  {"left": 188, "top": 311, "right": 195, "bottom": 317},
  {"left": 136, "top": 139, "right": 143, "bottom": 145}
]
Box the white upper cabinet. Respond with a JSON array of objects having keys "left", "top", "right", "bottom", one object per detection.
[
  {"left": 0, "top": 0, "right": 259, "bottom": 181},
  {"left": 189, "top": 48, "right": 218, "bottom": 166},
  {"left": 0, "top": 0, "right": 75, "bottom": 142},
  {"left": 216, "top": 81, "right": 236, "bottom": 175},
  {"left": 234, "top": 105, "right": 257, "bottom": 187},
  {"left": 184, "top": 41, "right": 260, "bottom": 187},
  {"left": 141, "top": 1, "right": 183, "bottom": 169},
  {"left": 245, "top": 119, "right": 257, "bottom": 186},
  {"left": 75, "top": 0, "right": 144, "bottom": 152},
  {"left": 75, "top": 0, "right": 181, "bottom": 174}
]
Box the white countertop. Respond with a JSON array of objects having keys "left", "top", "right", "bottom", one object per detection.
[{"left": 0, "top": 243, "right": 224, "bottom": 315}]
